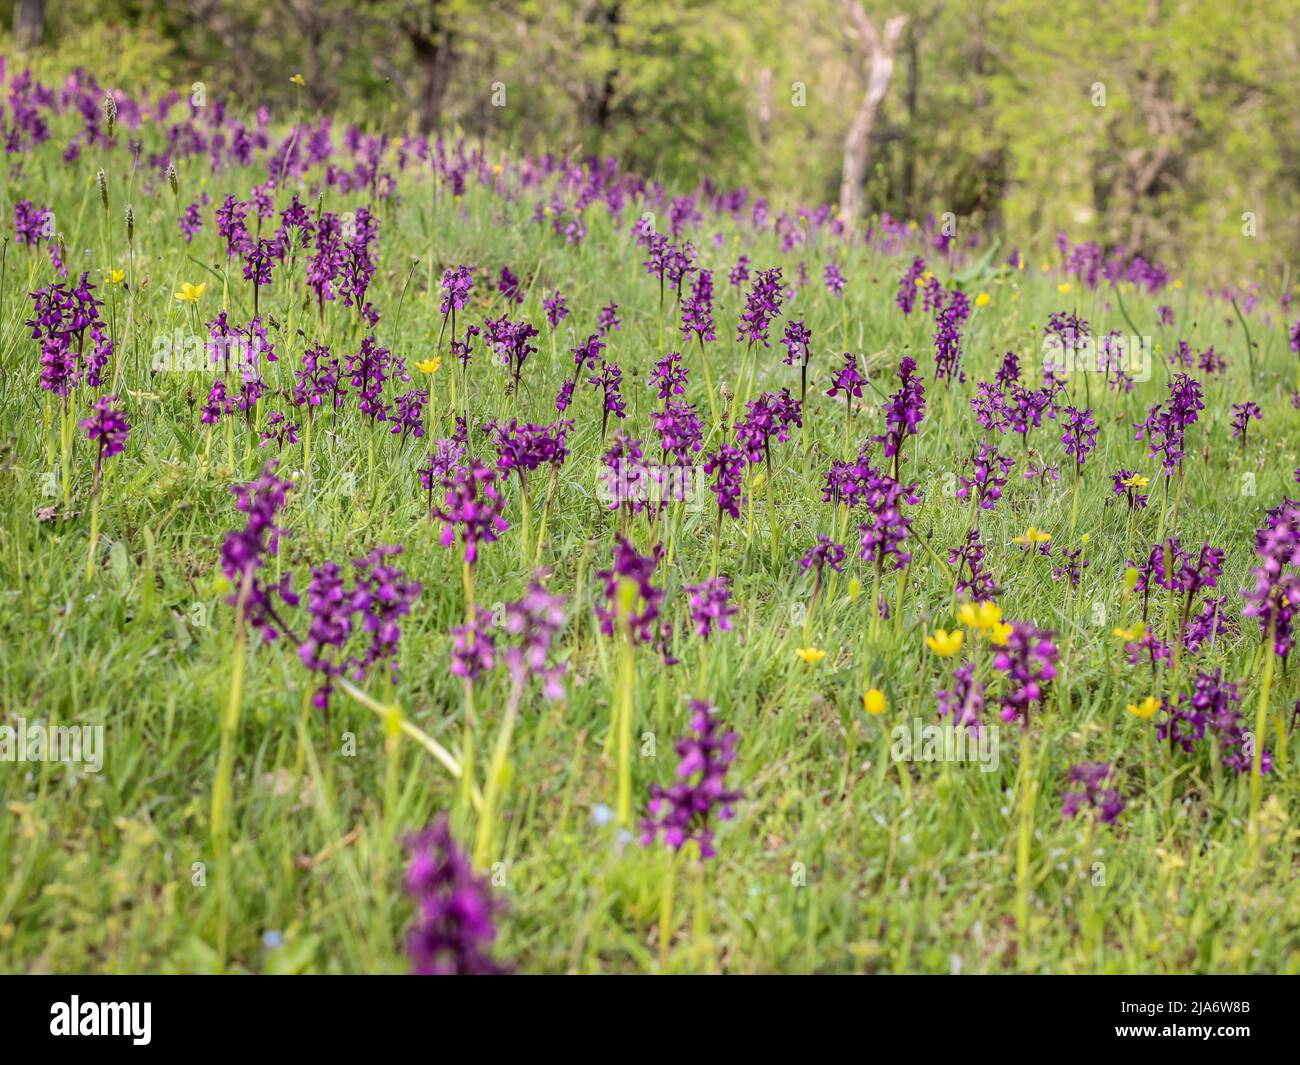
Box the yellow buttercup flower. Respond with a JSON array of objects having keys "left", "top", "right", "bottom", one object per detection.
[
  {"left": 1040, "top": 260, "right": 1052, "bottom": 272},
  {"left": 416, "top": 356, "right": 441, "bottom": 375},
  {"left": 926, "top": 628, "right": 963, "bottom": 656},
  {"left": 1121, "top": 473, "right": 1149, "bottom": 489},
  {"left": 974, "top": 292, "right": 990, "bottom": 307},
  {"left": 864, "top": 688, "right": 887, "bottom": 716},
  {"left": 957, "top": 600, "right": 1003, "bottom": 632},
  {"left": 1013, "top": 527, "right": 1052, "bottom": 547},
  {"left": 795, "top": 646, "right": 827, "bottom": 664},
  {"left": 106, "top": 269, "right": 125, "bottom": 285},
  {"left": 174, "top": 281, "right": 207, "bottom": 303},
  {"left": 1057, "top": 282, "right": 1072, "bottom": 294},
  {"left": 1127, "top": 696, "right": 1160, "bottom": 720},
  {"left": 290, "top": 74, "right": 306, "bottom": 86},
  {"left": 1172, "top": 278, "right": 1183, "bottom": 290},
  {"left": 989, "top": 621, "right": 1013, "bottom": 646},
  {"left": 1113, "top": 622, "right": 1147, "bottom": 642}
]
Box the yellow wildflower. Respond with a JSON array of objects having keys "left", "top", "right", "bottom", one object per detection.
[
  {"left": 958, "top": 601, "right": 1003, "bottom": 632},
  {"left": 1127, "top": 696, "right": 1160, "bottom": 720},
  {"left": 925, "top": 629, "right": 963, "bottom": 656},
  {"left": 1013, "top": 527, "right": 1052, "bottom": 547}
]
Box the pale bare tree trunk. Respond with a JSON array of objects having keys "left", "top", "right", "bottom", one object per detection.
[
  {"left": 15, "top": 0, "right": 45, "bottom": 50},
  {"left": 838, "top": 4, "right": 907, "bottom": 225}
]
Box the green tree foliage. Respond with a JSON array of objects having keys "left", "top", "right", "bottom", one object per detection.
[{"left": 5, "top": 0, "right": 1297, "bottom": 274}]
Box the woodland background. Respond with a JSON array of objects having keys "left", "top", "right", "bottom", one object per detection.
[{"left": 6, "top": 0, "right": 1299, "bottom": 278}]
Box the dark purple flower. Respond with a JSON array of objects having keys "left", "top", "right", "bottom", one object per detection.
[
  {"left": 993, "top": 622, "right": 1058, "bottom": 724},
  {"left": 1230, "top": 401, "right": 1260, "bottom": 447},
  {"left": 801, "top": 535, "right": 846, "bottom": 578},
  {"left": 957, "top": 443, "right": 1016, "bottom": 513},
  {"left": 220, "top": 461, "right": 296, "bottom": 640},
  {"left": 704, "top": 444, "right": 746, "bottom": 520},
  {"left": 876, "top": 356, "right": 926, "bottom": 466},
  {"left": 431, "top": 460, "right": 511, "bottom": 565},
  {"left": 649, "top": 351, "right": 688, "bottom": 400},
  {"left": 937, "top": 662, "right": 986, "bottom": 732},
  {"left": 440, "top": 265, "right": 474, "bottom": 315},
  {"left": 597, "top": 299, "right": 620, "bottom": 336},
  {"left": 948, "top": 529, "right": 999, "bottom": 601},
  {"left": 403, "top": 818, "right": 506, "bottom": 975},
  {"left": 1061, "top": 406, "right": 1098, "bottom": 472},
  {"left": 735, "top": 267, "right": 783, "bottom": 347},
  {"left": 542, "top": 289, "right": 569, "bottom": 330},
  {"left": 1242, "top": 498, "right": 1300, "bottom": 660},
  {"left": 1061, "top": 763, "right": 1124, "bottom": 823},
  {"left": 680, "top": 268, "right": 715, "bottom": 342},
  {"left": 500, "top": 581, "right": 567, "bottom": 700},
  {"left": 825, "top": 352, "right": 863, "bottom": 403},
  {"left": 596, "top": 537, "right": 665, "bottom": 644},
  {"left": 780, "top": 320, "right": 811, "bottom": 368},
  {"left": 684, "top": 577, "right": 737, "bottom": 639},
  {"left": 80, "top": 393, "right": 130, "bottom": 461},
  {"left": 639, "top": 701, "right": 741, "bottom": 859},
  {"left": 896, "top": 257, "right": 926, "bottom": 315},
  {"left": 1108, "top": 469, "right": 1150, "bottom": 511}
]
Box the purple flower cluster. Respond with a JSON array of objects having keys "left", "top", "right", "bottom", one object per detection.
[
  {"left": 876, "top": 356, "right": 926, "bottom": 467},
  {"left": 28, "top": 274, "right": 114, "bottom": 394},
  {"left": 1135, "top": 373, "right": 1203, "bottom": 476},
  {"left": 596, "top": 537, "right": 665, "bottom": 644},
  {"left": 403, "top": 818, "right": 505, "bottom": 975},
  {"left": 639, "top": 700, "right": 741, "bottom": 859},
  {"left": 1061, "top": 763, "right": 1125, "bottom": 823},
  {"left": 957, "top": 443, "right": 1016, "bottom": 513},
  {"left": 439, "top": 265, "right": 474, "bottom": 315},
  {"left": 1230, "top": 401, "right": 1260, "bottom": 447},
  {"left": 993, "top": 623, "right": 1058, "bottom": 724},
  {"left": 431, "top": 460, "right": 511, "bottom": 565},
  {"left": 896, "top": 257, "right": 926, "bottom": 315},
  {"left": 948, "top": 529, "right": 1000, "bottom": 602},
  {"left": 220, "top": 461, "right": 296, "bottom": 639},
  {"left": 298, "top": 546, "right": 422, "bottom": 709},
  {"left": 680, "top": 268, "right": 715, "bottom": 342},
  {"left": 1061, "top": 405, "right": 1098, "bottom": 472},
  {"left": 858, "top": 473, "right": 917, "bottom": 574},
  {"left": 80, "top": 393, "right": 130, "bottom": 465},
  {"left": 735, "top": 267, "right": 783, "bottom": 347},
  {"left": 1242, "top": 498, "right": 1300, "bottom": 660},
  {"left": 733, "top": 388, "right": 801, "bottom": 465},
  {"left": 937, "top": 662, "right": 986, "bottom": 732},
  {"left": 704, "top": 444, "right": 746, "bottom": 519},
  {"left": 684, "top": 577, "right": 737, "bottom": 639}
]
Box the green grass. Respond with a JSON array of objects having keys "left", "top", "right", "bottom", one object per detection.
[{"left": 1, "top": 100, "right": 1299, "bottom": 974}]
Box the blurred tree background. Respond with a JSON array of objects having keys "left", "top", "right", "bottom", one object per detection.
[{"left": 5, "top": 0, "right": 1297, "bottom": 277}]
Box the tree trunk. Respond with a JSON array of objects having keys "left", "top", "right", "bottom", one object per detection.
[
  {"left": 15, "top": 0, "right": 45, "bottom": 49},
  {"left": 397, "top": 0, "right": 456, "bottom": 136},
  {"left": 838, "top": 5, "right": 907, "bottom": 225}
]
